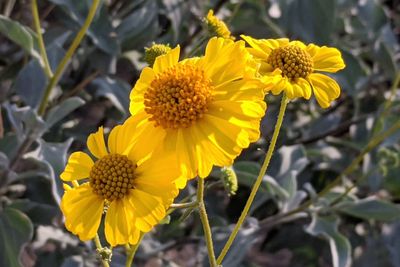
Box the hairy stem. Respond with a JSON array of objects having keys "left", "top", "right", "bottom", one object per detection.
[
  {"left": 217, "top": 94, "right": 288, "bottom": 264},
  {"left": 93, "top": 235, "right": 110, "bottom": 267},
  {"left": 37, "top": 0, "right": 101, "bottom": 116},
  {"left": 197, "top": 178, "right": 218, "bottom": 267},
  {"left": 125, "top": 234, "right": 144, "bottom": 267},
  {"left": 31, "top": 0, "right": 53, "bottom": 78}
]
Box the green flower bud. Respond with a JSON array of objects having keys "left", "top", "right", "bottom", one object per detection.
[
  {"left": 144, "top": 43, "right": 171, "bottom": 67},
  {"left": 221, "top": 166, "right": 238, "bottom": 196},
  {"left": 96, "top": 247, "right": 112, "bottom": 262}
]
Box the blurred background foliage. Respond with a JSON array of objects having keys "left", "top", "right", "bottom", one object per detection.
[{"left": 0, "top": 0, "right": 399, "bottom": 266}]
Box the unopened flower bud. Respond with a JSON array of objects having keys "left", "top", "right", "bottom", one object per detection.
[
  {"left": 221, "top": 166, "right": 238, "bottom": 196},
  {"left": 144, "top": 43, "right": 171, "bottom": 67},
  {"left": 204, "top": 10, "right": 235, "bottom": 40}
]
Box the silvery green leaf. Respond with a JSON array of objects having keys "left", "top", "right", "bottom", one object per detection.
[
  {"left": 269, "top": 144, "right": 309, "bottom": 181},
  {"left": 214, "top": 218, "right": 260, "bottom": 267},
  {"left": 34, "top": 138, "right": 73, "bottom": 199},
  {"left": 0, "top": 15, "right": 40, "bottom": 59},
  {"left": 9, "top": 200, "right": 60, "bottom": 226},
  {"left": 0, "top": 208, "right": 33, "bottom": 267},
  {"left": 0, "top": 152, "right": 9, "bottom": 168},
  {"left": 264, "top": 175, "right": 290, "bottom": 201},
  {"left": 92, "top": 76, "right": 131, "bottom": 117},
  {"left": 45, "top": 97, "right": 85, "bottom": 129},
  {"left": 12, "top": 59, "right": 48, "bottom": 110},
  {"left": 234, "top": 161, "right": 265, "bottom": 190},
  {"left": 335, "top": 198, "right": 400, "bottom": 221},
  {"left": 116, "top": 0, "right": 158, "bottom": 51},
  {"left": 335, "top": 49, "right": 369, "bottom": 95},
  {"left": 283, "top": 190, "right": 308, "bottom": 212},
  {"left": 281, "top": 0, "right": 336, "bottom": 44},
  {"left": 374, "top": 38, "right": 398, "bottom": 80},
  {"left": 47, "top": 0, "right": 119, "bottom": 55},
  {"left": 305, "top": 214, "right": 351, "bottom": 267},
  {"left": 357, "top": 0, "right": 388, "bottom": 33},
  {"left": 280, "top": 170, "right": 298, "bottom": 199},
  {"left": 3, "top": 103, "right": 46, "bottom": 140},
  {"left": 46, "top": 43, "right": 66, "bottom": 73},
  {"left": 0, "top": 134, "right": 19, "bottom": 159}
]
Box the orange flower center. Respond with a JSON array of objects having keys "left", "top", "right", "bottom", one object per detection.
[
  {"left": 89, "top": 154, "right": 136, "bottom": 201},
  {"left": 144, "top": 64, "right": 213, "bottom": 129},
  {"left": 267, "top": 45, "right": 313, "bottom": 80}
]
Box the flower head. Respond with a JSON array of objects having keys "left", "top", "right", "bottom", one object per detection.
[
  {"left": 129, "top": 37, "right": 266, "bottom": 179},
  {"left": 205, "top": 10, "right": 235, "bottom": 40},
  {"left": 241, "top": 35, "right": 345, "bottom": 108},
  {"left": 60, "top": 121, "right": 182, "bottom": 246},
  {"left": 144, "top": 43, "right": 172, "bottom": 66}
]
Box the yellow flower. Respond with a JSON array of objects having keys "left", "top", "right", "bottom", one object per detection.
[
  {"left": 129, "top": 37, "right": 266, "bottom": 179},
  {"left": 60, "top": 121, "right": 183, "bottom": 246},
  {"left": 241, "top": 35, "right": 345, "bottom": 108},
  {"left": 205, "top": 10, "right": 235, "bottom": 40}
]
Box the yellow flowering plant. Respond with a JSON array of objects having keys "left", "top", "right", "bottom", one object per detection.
[
  {"left": 241, "top": 35, "right": 346, "bottom": 108},
  {"left": 3, "top": 2, "right": 400, "bottom": 267},
  {"left": 60, "top": 119, "right": 183, "bottom": 247},
  {"left": 129, "top": 37, "right": 267, "bottom": 180}
]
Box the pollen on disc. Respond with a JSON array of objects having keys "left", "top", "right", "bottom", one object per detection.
[
  {"left": 144, "top": 64, "right": 213, "bottom": 129},
  {"left": 268, "top": 45, "right": 313, "bottom": 80},
  {"left": 89, "top": 154, "right": 136, "bottom": 201}
]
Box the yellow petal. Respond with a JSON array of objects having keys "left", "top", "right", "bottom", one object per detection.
[
  {"left": 125, "top": 113, "right": 167, "bottom": 162},
  {"left": 107, "top": 124, "right": 121, "bottom": 155},
  {"left": 209, "top": 100, "right": 265, "bottom": 143},
  {"left": 60, "top": 152, "right": 93, "bottom": 181},
  {"left": 176, "top": 128, "right": 198, "bottom": 179},
  {"left": 306, "top": 44, "right": 345, "bottom": 73},
  {"left": 285, "top": 82, "right": 295, "bottom": 99},
  {"left": 107, "top": 115, "right": 151, "bottom": 156},
  {"left": 290, "top": 78, "right": 311, "bottom": 99},
  {"left": 198, "top": 114, "right": 250, "bottom": 163},
  {"left": 241, "top": 35, "right": 289, "bottom": 57},
  {"left": 129, "top": 67, "right": 155, "bottom": 115},
  {"left": 87, "top": 126, "right": 108, "bottom": 159},
  {"left": 153, "top": 46, "right": 180, "bottom": 74},
  {"left": 104, "top": 198, "right": 136, "bottom": 246},
  {"left": 61, "top": 183, "right": 104, "bottom": 241},
  {"left": 129, "top": 228, "right": 141, "bottom": 245},
  {"left": 135, "top": 153, "right": 183, "bottom": 190},
  {"left": 309, "top": 73, "right": 341, "bottom": 108},
  {"left": 189, "top": 122, "right": 235, "bottom": 176},
  {"left": 201, "top": 37, "right": 249, "bottom": 86},
  {"left": 128, "top": 190, "right": 166, "bottom": 232},
  {"left": 295, "top": 78, "right": 312, "bottom": 99},
  {"left": 260, "top": 69, "right": 286, "bottom": 95},
  {"left": 213, "top": 79, "right": 264, "bottom": 102}
]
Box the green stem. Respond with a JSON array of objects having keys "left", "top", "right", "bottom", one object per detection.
[
  {"left": 125, "top": 234, "right": 144, "bottom": 267},
  {"left": 197, "top": 178, "right": 218, "bottom": 267},
  {"left": 217, "top": 94, "right": 288, "bottom": 264},
  {"left": 31, "top": 0, "right": 53, "bottom": 78},
  {"left": 170, "top": 201, "right": 198, "bottom": 209},
  {"left": 382, "top": 72, "right": 400, "bottom": 114},
  {"left": 37, "top": 0, "right": 101, "bottom": 116},
  {"left": 372, "top": 72, "right": 400, "bottom": 135},
  {"left": 93, "top": 234, "right": 110, "bottom": 267}
]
